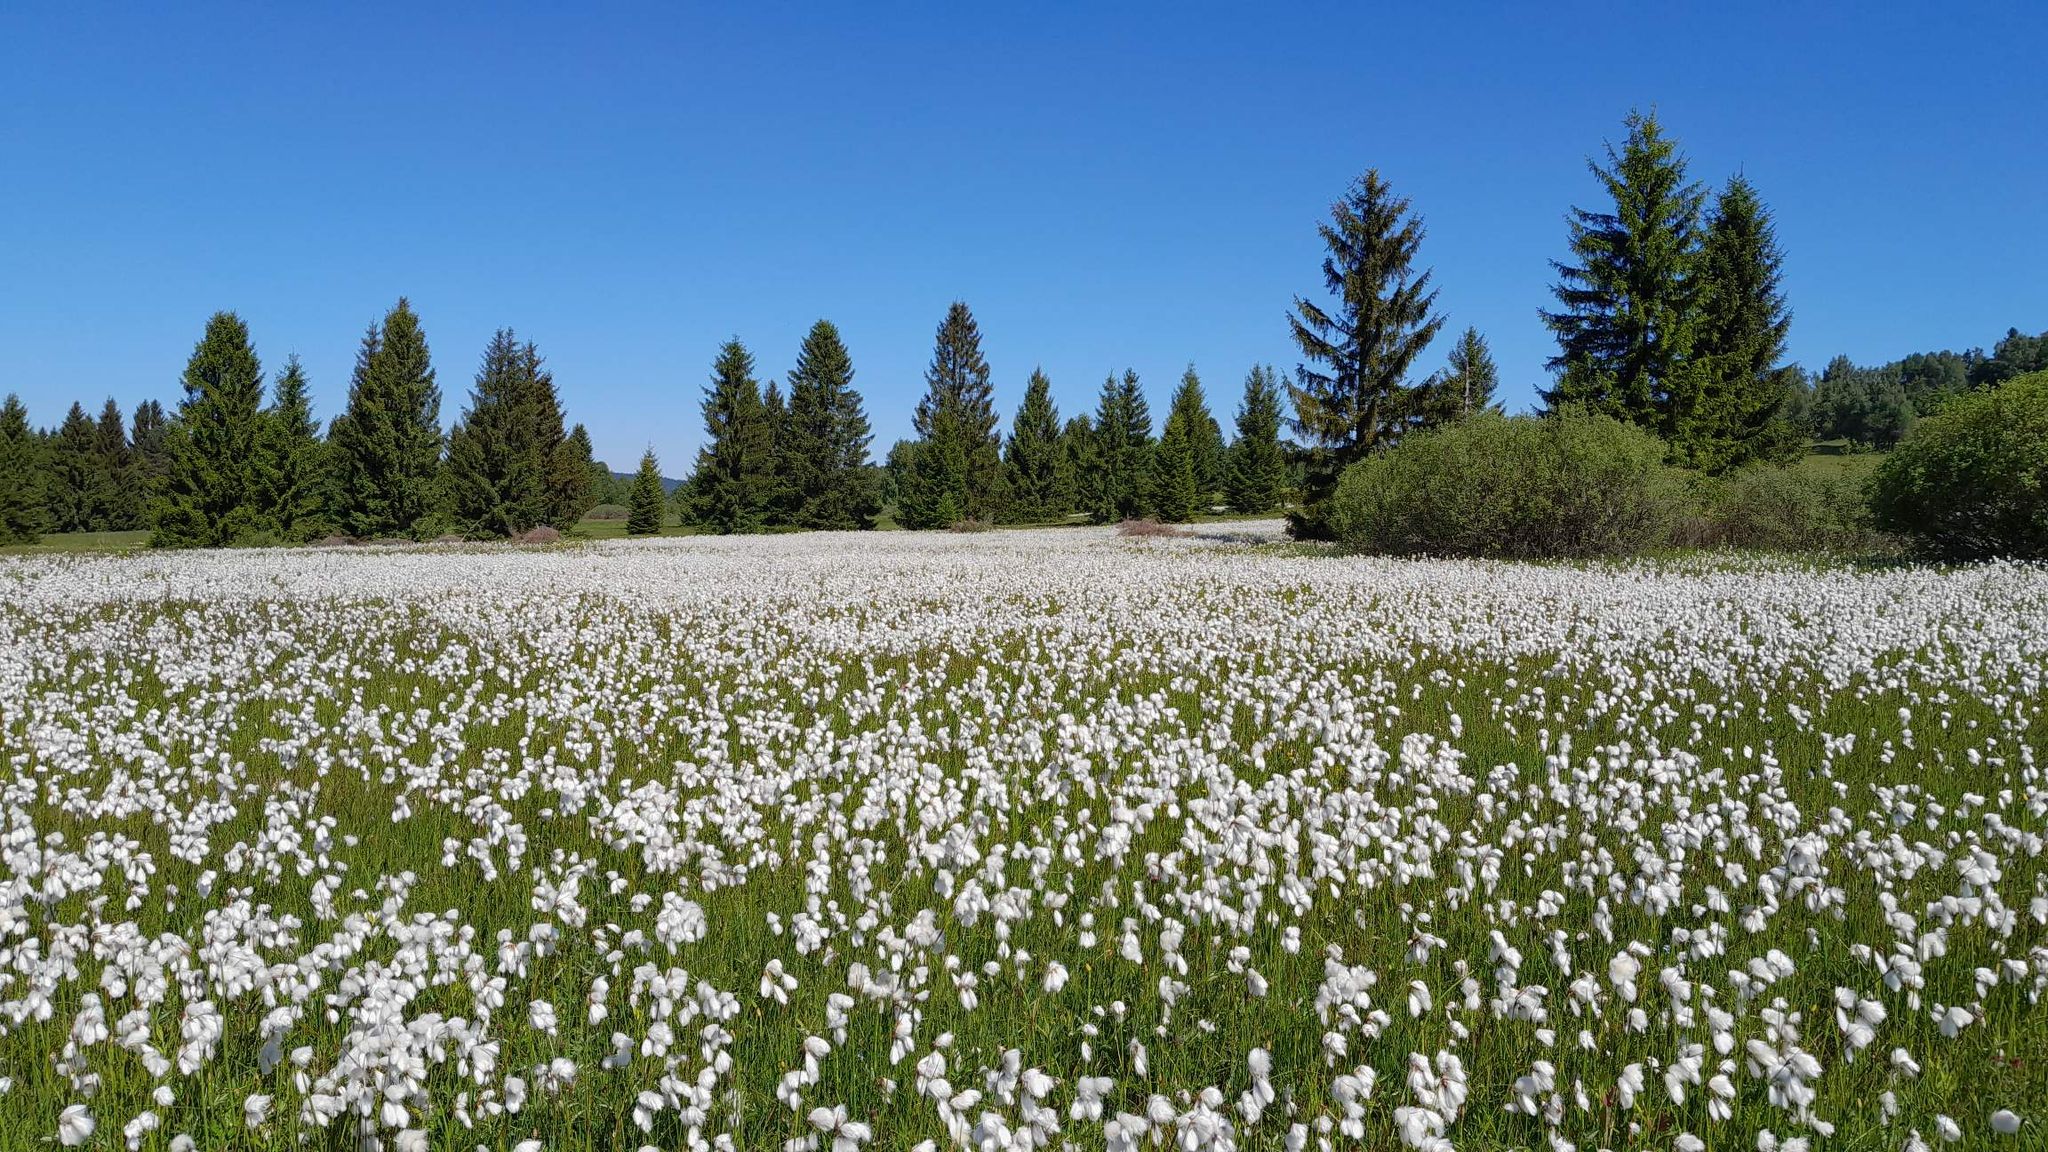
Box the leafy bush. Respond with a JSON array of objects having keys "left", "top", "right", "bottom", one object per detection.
[
  {"left": 582, "top": 503, "right": 630, "bottom": 521},
  {"left": 1871, "top": 370, "right": 2048, "bottom": 560},
  {"left": 1326, "top": 409, "right": 1685, "bottom": 559},
  {"left": 1704, "top": 455, "right": 1892, "bottom": 553}
]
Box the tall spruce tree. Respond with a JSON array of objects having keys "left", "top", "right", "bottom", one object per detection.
[
  {"left": 1225, "top": 364, "right": 1288, "bottom": 514},
  {"left": 550, "top": 419, "right": 596, "bottom": 527},
  {"left": 246, "top": 356, "right": 330, "bottom": 542},
  {"left": 781, "top": 320, "right": 878, "bottom": 530},
  {"left": 90, "top": 398, "right": 138, "bottom": 530},
  {"left": 1152, "top": 366, "right": 1217, "bottom": 522},
  {"left": 626, "top": 448, "right": 665, "bottom": 535},
  {"left": 759, "top": 379, "right": 795, "bottom": 526},
  {"left": 1083, "top": 370, "right": 1153, "bottom": 523},
  {"left": 329, "top": 299, "right": 443, "bottom": 538},
  {"left": 130, "top": 399, "right": 167, "bottom": 504},
  {"left": 1438, "top": 327, "right": 1501, "bottom": 419},
  {"left": 45, "top": 402, "right": 99, "bottom": 533},
  {"left": 445, "top": 330, "right": 555, "bottom": 537},
  {"left": 1694, "top": 174, "right": 1800, "bottom": 471},
  {"left": 0, "top": 395, "right": 46, "bottom": 544},
  {"left": 901, "top": 302, "right": 1004, "bottom": 527},
  {"left": 1003, "top": 368, "right": 1068, "bottom": 523},
  {"left": 1288, "top": 169, "right": 1445, "bottom": 529},
  {"left": 688, "top": 339, "right": 775, "bottom": 534},
  {"left": 1540, "top": 110, "right": 1706, "bottom": 448},
  {"left": 151, "top": 311, "right": 266, "bottom": 547},
  {"left": 1059, "top": 415, "right": 1095, "bottom": 518}
]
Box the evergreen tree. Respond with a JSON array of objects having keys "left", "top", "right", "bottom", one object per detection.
[
  {"left": 45, "top": 402, "right": 99, "bottom": 533},
  {"left": 329, "top": 299, "right": 443, "bottom": 538},
  {"left": 89, "top": 398, "right": 138, "bottom": 530},
  {"left": 1288, "top": 169, "right": 1445, "bottom": 528},
  {"left": 1225, "top": 365, "right": 1288, "bottom": 514},
  {"left": 781, "top": 320, "right": 878, "bottom": 530},
  {"left": 445, "top": 330, "right": 553, "bottom": 537},
  {"left": 1540, "top": 110, "right": 1706, "bottom": 446},
  {"left": 1152, "top": 366, "right": 1216, "bottom": 521},
  {"left": 687, "top": 339, "right": 775, "bottom": 534},
  {"left": 1973, "top": 327, "right": 2048, "bottom": 387},
  {"left": 554, "top": 423, "right": 598, "bottom": 527},
  {"left": 517, "top": 342, "right": 581, "bottom": 529},
  {"left": 1694, "top": 174, "right": 1800, "bottom": 471},
  {"left": 1059, "top": 414, "right": 1095, "bottom": 515},
  {"left": 244, "top": 356, "right": 330, "bottom": 541},
  {"left": 130, "top": 399, "right": 167, "bottom": 504},
  {"left": 1192, "top": 403, "right": 1227, "bottom": 506},
  {"left": 901, "top": 302, "right": 1005, "bottom": 527},
  {"left": 1440, "top": 327, "right": 1501, "bottom": 419},
  {"left": 1002, "top": 368, "right": 1068, "bottom": 522},
  {"left": 0, "top": 394, "right": 46, "bottom": 544},
  {"left": 759, "top": 379, "right": 795, "bottom": 525},
  {"left": 151, "top": 311, "right": 266, "bottom": 547},
  {"left": 1083, "top": 370, "right": 1153, "bottom": 522},
  {"left": 626, "top": 448, "right": 664, "bottom": 535}
]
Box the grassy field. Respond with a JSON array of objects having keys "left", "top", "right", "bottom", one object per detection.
[{"left": 0, "top": 528, "right": 2039, "bottom": 1151}]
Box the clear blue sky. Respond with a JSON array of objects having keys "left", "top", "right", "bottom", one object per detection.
[{"left": 3, "top": 3, "right": 2042, "bottom": 471}]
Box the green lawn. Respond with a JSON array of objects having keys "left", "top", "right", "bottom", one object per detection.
[{"left": 0, "top": 529, "right": 152, "bottom": 555}]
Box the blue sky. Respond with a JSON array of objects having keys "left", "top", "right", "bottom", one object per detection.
[{"left": 2, "top": 3, "right": 2042, "bottom": 471}]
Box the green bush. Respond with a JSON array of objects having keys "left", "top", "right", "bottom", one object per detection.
[
  {"left": 1705, "top": 455, "right": 1891, "bottom": 553},
  {"left": 1871, "top": 370, "right": 2048, "bottom": 560},
  {"left": 1326, "top": 408, "right": 1685, "bottom": 559}
]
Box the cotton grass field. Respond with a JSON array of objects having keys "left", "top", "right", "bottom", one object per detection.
[{"left": 0, "top": 528, "right": 2043, "bottom": 1152}]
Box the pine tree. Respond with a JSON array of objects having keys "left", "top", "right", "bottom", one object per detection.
[
  {"left": 901, "top": 302, "right": 1004, "bottom": 527},
  {"left": 1225, "top": 365, "right": 1288, "bottom": 514},
  {"left": 85, "top": 399, "right": 138, "bottom": 530},
  {"left": 1192, "top": 404, "right": 1227, "bottom": 507},
  {"left": 1059, "top": 414, "right": 1095, "bottom": 515},
  {"left": 1288, "top": 169, "right": 1445, "bottom": 526},
  {"left": 329, "top": 299, "right": 443, "bottom": 538},
  {"left": 446, "top": 330, "right": 547, "bottom": 537},
  {"left": 1083, "top": 370, "right": 1153, "bottom": 523},
  {"left": 1541, "top": 110, "right": 1706, "bottom": 447},
  {"left": 45, "top": 402, "right": 99, "bottom": 533},
  {"left": 1152, "top": 366, "right": 1216, "bottom": 522},
  {"left": 246, "top": 356, "right": 330, "bottom": 542},
  {"left": 1694, "top": 174, "right": 1800, "bottom": 471},
  {"left": 781, "top": 320, "right": 878, "bottom": 530},
  {"left": 687, "top": 339, "right": 775, "bottom": 534},
  {"left": 552, "top": 422, "right": 598, "bottom": 528},
  {"left": 1440, "top": 327, "right": 1501, "bottom": 419},
  {"left": 151, "top": 311, "right": 266, "bottom": 547},
  {"left": 1003, "top": 368, "right": 1068, "bottom": 523},
  {"left": 0, "top": 394, "right": 47, "bottom": 544},
  {"left": 759, "top": 379, "right": 795, "bottom": 526},
  {"left": 626, "top": 448, "right": 665, "bottom": 535},
  {"left": 130, "top": 399, "right": 167, "bottom": 504}
]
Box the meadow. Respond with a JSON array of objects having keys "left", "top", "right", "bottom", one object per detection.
[{"left": 0, "top": 528, "right": 2042, "bottom": 1151}]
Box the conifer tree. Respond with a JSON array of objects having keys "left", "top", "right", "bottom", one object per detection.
[
  {"left": 687, "top": 339, "right": 775, "bottom": 534},
  {"left": 1438, "top": 327, "right": 1501, "bottom": 419},
  {"left": 759, "top": 379, "right": 795, "bottom": 526},
  {"left": 90, "top": 398, "right": 138, "bottom": 530},
  {"left": 329, "top": 299, "right": 443, "bottom": 538},
  {"left": 1192, "top": 404, "right": 1227, "bottom": 506},
  {"left": 1694, "top": 174, "right": 1800, "bottom": 471},
  {"left": 46, "top": 401, "right": 99, "bottom": 533},
  {"left": 130, "top": 399, "right": 167, "bottom": 503},
  {"left": 901, "top": 302, "right": 1004, "bottom": 527},
  {"left": 1288, "top": 170, "right": 1445, "bottom": 529},
  {"left": 781, "top": 320, "right": 878, "bottom": 530},
  {"left": 1541, "top": 110, "right": 1706, "bottom": 444},
  {"left": 1003, "top": 368, "right": 1068, "bottom": 523},
  {"left": 151, "top": 311, "right": 266, "bottom": 547},
  {"left": 245, "top": 356, "right": 330, "bottom": 542},
  {"left": 1083, "top": 370, "right": 1153, "bottom": 523},
  {"left": 1152, "top": 367, "right": 1216, "bottom": 521},
  {"left": 1059, "top": 415, "right": 1095, "bottom": 513},
  {"left": 1225, "top": 365, "right": 1288, "bottom": 514},
  {"left": 551, "top": 421, "right": 597, "bottom": 528},
  {"left": 0, "top": 394, "right": 46, "bottom": 544},
  {"left": 626, "top": 448, "right": 664, "bottom": 535},
  {"left": 446, "top": 330, "right": 550, "bottom": 537}
]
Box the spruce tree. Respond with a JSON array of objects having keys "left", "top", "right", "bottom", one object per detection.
[
  {"left": 446, "top": 330, "right": 547, "bottom": 537},
  {"left": 1152, "top": 366, "right": 1216, "bottom": 522},
  {"left": 86, "top": 399, "right": 138, "bottom": 530},
  {"left": 1439, "top": 327, "right": 1501, "bottom": 419},
  {"left": 1225, "top": 365, "right": 1288, "bottom": 514},
  {"left": 759, "top": 379, "right": 795, "bottom": 526},
  {"left": 1541, "top": 110, "right": 1706, "bottom": 447},
  {"left": 901, "top": 302, "right": 1004, "bottom": 527},
  {"left": 0, "top": 394, "right": 46, "bottom": 544},
  {"left": 151, "top": 311, "right": 266, "bottom": 547},
  {"left": 1694, "top": 174, "right": 1800, "bottom": 471},
  {"left": 1059, "top": 414, "right": 1095, "bottom": 515},
  {"left": 782, "top": 320, "right": 878, "bottom": 530},
  {"left": 626, "top": 448, "right": 665, "bottom": 535},
  {"left": 247, "top": 356, "right": 330, "bottom": 542},
  {"left": 552, "top": 422, "right": 597, "bottom": 527},
  {"left": 46, "top": 402, "right": 99, "bottom": 533},
  {"left": 329, "top": 299, "right": 443, "bottom": 538},
  {"left": 1003, "top": 368, "right": 1068, "bottom": 523},
  {"left": 1288, "top": 169, "right": 1445, "bottom": 528},
  {"left": 687, "top": 339, "right": 775, "bottom": 534},
  {"left": 1083, "top": 370, "right": 1153, "bottom": 523},
  {"left": 130, "top": 399, "right": 167, "bottom": 503}
]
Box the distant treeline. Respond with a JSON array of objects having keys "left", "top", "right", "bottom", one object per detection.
[{"left": 0, "top": 109, "right": 2039, "bottom": 547}]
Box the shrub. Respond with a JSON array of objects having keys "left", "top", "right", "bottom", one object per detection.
[
  {"left": 1326, "top": 409, "right": 1684, "bottom": 559},
  {"left": 583, "top": 503, "right": 629, "bottom": 521},
  {"left": 1116, "top": 518, "right": 1191, "bottom": 538},
  {"left": 1871, "top": 370, "right": 2048, "bottom": 560},
  {"left": 1705, "top": 456, "right": 1892, "bottom": 554},
  {"left": 515, "top": 526, "right": 563, "bottom": 545}
]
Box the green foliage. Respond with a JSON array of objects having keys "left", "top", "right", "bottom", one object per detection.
[
  {"left": 1326, "top": 408, "right": 1684, "bottom": 559},
  {"left": 780, "top": 320, "right": 879, "bottom": 530},
  {"left": 1288, "top": 169, "right": 1445, "bottom": 518},
  {"left": 555, "top": 424, "right": 599, "bottom": 526},
  {"left": 626, "top": 448, "right": 665, "bottom": 535},
  {"left": 1973, "top": 326, "right": 2048, "bottom": 387},
  {"left": 328, "top": 300, "right": 445, "bottom": 539},
  {"left": 1691, "top": 175, "right": 1802, "bottom": 471},
  {"left": 247, "top": 356, "right": 331, "bottom": 542},
  {"left": 1870, "top": 370, "right": 2048, "bottom": 560},
  {"left": 150, "top": 311, "right": 267, "bottom": 548},
  {"left": 45, "top": 401, "right": 99, "bottom": 533},
  {"left": 129, "top": 398, "right": 167, "bottom": 503},
  {"left": 1002, "top": 368, "right": 1069, "bottom": 523},
  {"left": 1700, "top": 456, "right": 1889, "bottom": 553},
  {"left": 1225, "top": 365, "right": 1288, "bottom": 514},
  {"left": 687, "top": 339, "right": 775, "bottom": 534},
  {"left": 90, "top": 398, "right": 139, "bottom": 530},
  {"left": 445, "top": 331, "right": 575, "bottom": 538},
  {"left": 1429, "top": 327, "right": 1501, "bottom": 422},
  {"left": 1809, "top": 355, "right": 1917, "bottom": 448},
  {"left": 1082, "top": 370, "right": 1153, "bottom": 523},
  {"left": 0, "top": 394, "right": 47, "bottom": 544},
  {"left": 901, "top": 302, "right": 1005, "bottom": 528},
  {"left": 1150, "top": 366, "right": 1214, "bottom": 522}
]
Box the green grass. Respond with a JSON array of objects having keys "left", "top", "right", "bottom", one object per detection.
[{"left": 0, "top": 528, "right": 151, "bottom": 555}]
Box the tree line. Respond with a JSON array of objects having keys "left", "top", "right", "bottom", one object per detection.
[{"left": 3, "top": 108, "right": 2038, "bottom": 547}]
